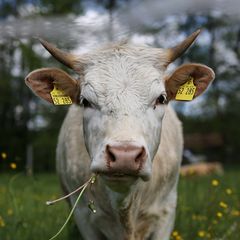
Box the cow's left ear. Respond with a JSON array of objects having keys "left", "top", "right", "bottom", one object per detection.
[
  {"left": 25, "top": 68, "right": 80, "bottom": 104},
  {"left": 165, "top": 63, "right": 215, "bottom": 101}
]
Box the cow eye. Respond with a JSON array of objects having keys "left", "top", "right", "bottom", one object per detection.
[
  {"left": 154, "top": 93, "right": 167, "bottom": 107},
  {"left": 80, "top": 96, "right": 92, "bottom": 108}
]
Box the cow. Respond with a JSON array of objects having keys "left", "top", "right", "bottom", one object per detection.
[{"left": 25, "top": 29, "right": 215, "bottom": 240}]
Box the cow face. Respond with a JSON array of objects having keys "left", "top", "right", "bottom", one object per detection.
[
  {"left": 25, "top": 30, "right": 215, "bottom": 185},
  {"left": 80, "top": 47, "right": 168, "bottom": 182}
]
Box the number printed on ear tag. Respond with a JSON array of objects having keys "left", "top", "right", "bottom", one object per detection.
[
  {"left": 175, "top": 77, "right": 196, "bottom": 101},
  {"left": 50, "top": 85, "right": 72, "bottom": 105}
]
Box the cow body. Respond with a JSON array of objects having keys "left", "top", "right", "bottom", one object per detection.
[
  {"left": 57, "top": 104, "right": 182, "bottom": 240},
  {"left": 25, "top": 30, "right": 214, "bottom": 240}
]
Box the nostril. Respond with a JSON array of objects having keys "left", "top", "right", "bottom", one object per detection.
[
  {"left": 106, "top": 145, "right": 116, "bottom": 162},
  {"left": 109, "top": 151, "right": 116, "bottom": 162},
  {"left": 135, "top": 147, "right": 146, "bottom": 163}
]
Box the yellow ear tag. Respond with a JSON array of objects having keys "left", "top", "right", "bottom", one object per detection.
[
  {"left": 50, "top": 85, "right": 72, "bottom": 105},
  {"left": 175, "top": 77, "right": 196, "bottom": 101}
]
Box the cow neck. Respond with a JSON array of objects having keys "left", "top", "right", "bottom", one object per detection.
[{"left": 93, "top": 177, "right": 145, "bottom": 238}]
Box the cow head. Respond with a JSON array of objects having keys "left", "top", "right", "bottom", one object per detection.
[{"left": 25, "top": 30, "right": 215, "bottom": 185}]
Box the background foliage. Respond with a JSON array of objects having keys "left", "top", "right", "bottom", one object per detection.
[{"left": 0, "top": 0, "right": 240, "bottom": 173}]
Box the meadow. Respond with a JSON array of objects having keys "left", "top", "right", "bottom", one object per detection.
[{"left": 0, "top": 168, "right": 239, "bottom": 240}]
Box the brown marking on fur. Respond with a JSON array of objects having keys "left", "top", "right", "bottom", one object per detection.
[
  {"left": 119, "top": 200, "right": 134, "bottom": 238},
  {"left": 135, "top": 212, "right": 159, "bottom": 240}
]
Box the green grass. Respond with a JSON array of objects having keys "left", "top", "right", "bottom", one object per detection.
[
  {"left": 0, "top": 173, "right": 78, "bottom": 240},
  {"left": 0, "top": 168, "right": 240, "bottom": 240},
  {"left": 174, "top": 167, "right": 240, "bottom": 240}
]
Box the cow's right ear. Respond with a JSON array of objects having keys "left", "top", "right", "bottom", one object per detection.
[
  {"left": 25, "top": 68, "right": 80, "bottom": 104},
  {"left": 164, "top": 64, "right": 215, "bottom": 101}
]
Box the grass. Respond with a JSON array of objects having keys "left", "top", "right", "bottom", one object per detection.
[
  {"left": 0, "top": 173, "right": 78, "bottom": 240},
  {"left": 0, "top": 168, "right": 240, "bottom": 240},
  {"left": 173, "top": 167, "right": 240, "bottom": 240}
]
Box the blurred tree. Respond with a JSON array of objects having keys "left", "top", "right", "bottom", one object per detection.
[
  {"left": 176, "top": 14, "right": 240, "bottom": 164},
  {"left": 0, "top": 0, "right": 24, "bottom": 18},
  {"left": 40, "top": 0, "right": 82, "bottom": 15},
  {"left": 0, "top": 0, "right": 83, "bottom": 18},
  {"left": 0, "top": 0, "right": 76, "bottom": 172},
  {"left": 0, "top": 39, "right": 40, "bottom": 171},
  {"left": 0, "top": 38, "right": 69, "bottom": 172}
]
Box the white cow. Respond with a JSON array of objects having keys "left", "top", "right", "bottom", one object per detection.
[{"left": 25, "top": 30, "right": 215, "bottom": 240}]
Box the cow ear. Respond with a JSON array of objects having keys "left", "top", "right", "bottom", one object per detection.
[
  {"left": 165, "top": 64, "right": 215, "bottom": 101},
  {"left": 25, "top": 68, "right": 80, "bottom": 104}
]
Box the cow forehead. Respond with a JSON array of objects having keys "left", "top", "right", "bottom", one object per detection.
[{"left": 81, "top": 45, "right": 167, "bottom": 111}]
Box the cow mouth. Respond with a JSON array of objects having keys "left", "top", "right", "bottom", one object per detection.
[
  {"left": 102, "top": 172, "right": 136, "bottom": 179},
  {"left": 97, "top": 171, "right": 149, "bottom": 182},
  {"left": 90, "top": 164, "right": 151, "bottom": 182}
]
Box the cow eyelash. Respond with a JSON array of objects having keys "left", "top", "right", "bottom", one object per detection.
[{"left": 154, "top": 93, "right": 167, "bottom": 108}]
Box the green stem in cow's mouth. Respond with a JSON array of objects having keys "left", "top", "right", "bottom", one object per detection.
[
  {"left": 46, "top": 174, "right": 97, "bottom": 205},
  {"left": 47, "top": 175, "right": 97, "bottom": 240}
]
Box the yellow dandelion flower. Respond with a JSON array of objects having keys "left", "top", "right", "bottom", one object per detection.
[
  {"left": 0, "top": 216, "right": 5, "bottom": 227},
  {"left": 225, "top": 188, "right": 232, "bottom": 195},
  {"left": 211, "top": 179, "right": 219, "bottom": 186},
  {"left": 7, "top": 208, "right": 13, "bottom": 216},
  {"left": 1, "top": 152, "right": 7, "bottom": 159},
  {"left": 10, "top": 162, "right": 17, "bottom": 169},
  {"left": 216, "top": 212, "right": 223, "bottom": 218},
  {"left": 219, "top": 201, "right": 228, "bottom": 209},
  {"left": 198, "top": 230, "right": 206, "bottom": 237},
  {"left": 172, "top": 231, "right": 179, "bottom": 237},
  {"left": 176, "top": 236, "right": 183, "bottom": 240},
  {"left": 231, "top": 210, "right": 240, "bottom": 216}
]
